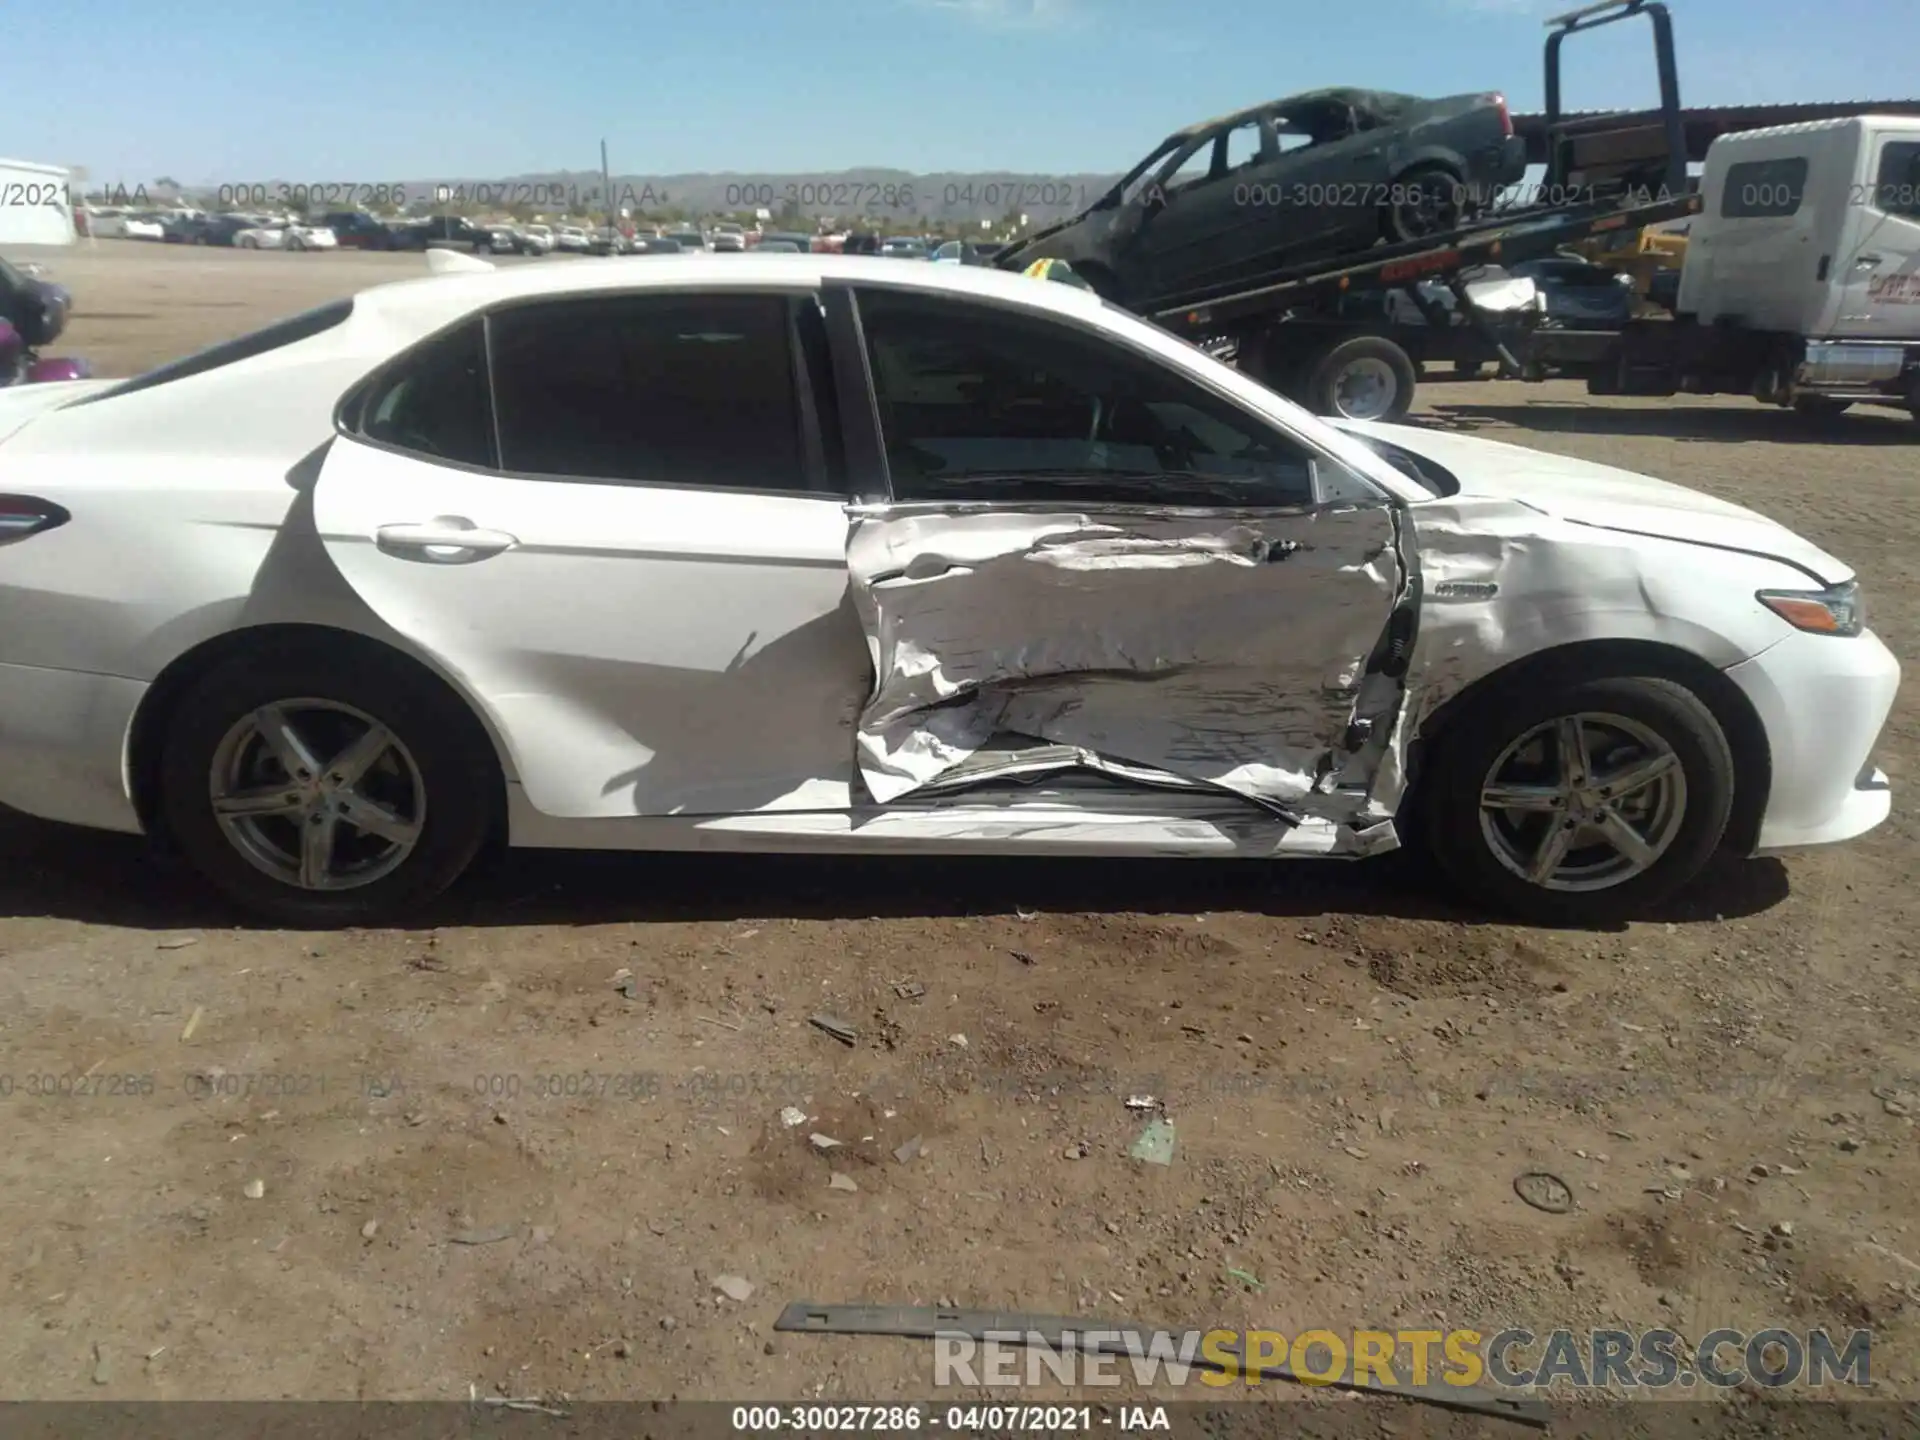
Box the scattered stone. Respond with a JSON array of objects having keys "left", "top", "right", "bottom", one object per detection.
[
  {"left": 613, "top": 1341, "right": 631, "bottom": 1359},
  {"left": 157, "top": 936, "right": 200, "bottom": 951},
  {"left": 828, "top": 1172, "right": 859, "bottom": 1192},
  {"left": 1839, "top": 1137, "right": 1864, "bottom": 1153},
  {"left": 1064, "top": 1141, "right": 1089, "bottom": 1160},
  {"left": 1513, "top": 1172, "right": 1574, "bottom": 1214},
  {"left": 91, "top": 1342, "right": 112, "bottom": 1385},
  {"left": 809, "top": 1133, "right": 842, "bottom": 1151},
  {"left": 891, "top": 981, "right": 926, "bottom": 1000},
  {"left": 660, "top": 1316, "right": 678, "bottom": 1331},
  {"left": 361, "top": 1220, "right": 379, "bottom": 1240},
  {"left": 1772, "top": 1220, "right": 1795, "bottom": 1238},
  {"left": 893, "top": 1136, "right": 923, "bottom": 1164},
  {"left": 242, "top": 1179, "right": 265, "bottom": 1200},
  {"left": 778, "top": 1107, "right": 808, "bottom": 1128},
  {"left": 715, "top": 1275, "right": 755, "bottom": 1302},
  {"left": 947, "top": 1034, "right": 969, "bottom": 1049}
]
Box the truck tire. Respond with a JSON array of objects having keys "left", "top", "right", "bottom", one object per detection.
[{"left": 1302, "top": 335, "right": 1418, "bottom": 421}]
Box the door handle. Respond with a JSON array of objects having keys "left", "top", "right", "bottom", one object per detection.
[
  {"left": 375, "top": 517, "right": 518, "bottom": 563},
  {"left": 1854, "top": 254, "right": 1883, "bottom": 267}
]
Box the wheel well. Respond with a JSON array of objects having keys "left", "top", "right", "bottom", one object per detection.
[
  {"left": 128, "top": 624, "right": 508, "bottom": 848},
  {"left": 1406, "top": 639, "right": 1772, "bottom": 857}
]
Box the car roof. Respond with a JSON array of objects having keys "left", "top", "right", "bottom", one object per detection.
[
  {"left": 1169, "top": 87, "right": 1424, "bottom": 144},
  {"left": 355, "top": 252, "right": 1106, "bottom": 330}
]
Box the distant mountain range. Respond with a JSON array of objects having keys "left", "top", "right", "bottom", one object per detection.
[{"left": 169, "top": 169, "right": 1125, "bottom": 224}]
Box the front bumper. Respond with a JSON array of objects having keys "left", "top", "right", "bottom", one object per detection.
[
  {"left": 0, "top": 661, "right": 146, "bottom": 834},
  {"left": 1724, "top": 628, "right": 1900, "bottom": 853}
]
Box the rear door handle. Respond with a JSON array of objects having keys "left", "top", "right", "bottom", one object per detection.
[
  {"left": 1854, "top": 254, "right": 1884, "bottom": 267},
  {"left": 375, "top": 516, "right": 518, "bottom": 563}
]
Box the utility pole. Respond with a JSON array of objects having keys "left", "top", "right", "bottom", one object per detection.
[{"left": 601, "top": 139, "right": 613, "bottom": 237}]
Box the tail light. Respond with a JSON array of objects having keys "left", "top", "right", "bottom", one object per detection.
[
  {"left": 1490, "top": 92, "right": 1512, "bottom": 137},
  {"left": 0, "top": 496, "right": 71, "bottom": 543}
]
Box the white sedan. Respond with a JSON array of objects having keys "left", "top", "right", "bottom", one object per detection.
[
  {"left": 233, "top": 222, "right": 338, "bottom": 251},
  {"left": 555, "top": 226, "right": 591, "bottom": 252},
  {"left": 0, "top": 253, "right": 1897, "bottom": 926}
]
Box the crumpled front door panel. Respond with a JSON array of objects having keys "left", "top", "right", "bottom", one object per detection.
[{"left": 847, "top": 500, "right": 1405, "bottom": 824}]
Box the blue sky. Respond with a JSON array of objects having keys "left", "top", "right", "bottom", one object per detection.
[{"left": 10, "top": 0, "right": 1916, "bottom": 184}]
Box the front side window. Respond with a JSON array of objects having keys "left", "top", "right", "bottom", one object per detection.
[
  {"left": 353, "top": 319, "right": 495, "bottom": 469},
  {"left": 1874, "top": 141, "right": 1920, "bottom": 219},
  {"left": 488, "top": 292, "right": 806, "bottom": 491},
  {"left": 855, "top": 288, "right": 1318, "bottom": 508},
  {"left": 1721, "top": 157, "right": 1807, "bottom": 218}
]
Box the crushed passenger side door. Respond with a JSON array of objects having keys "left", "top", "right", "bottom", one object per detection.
[{"left": 846, "top": 495, "right": 1416, "bottom": 846}]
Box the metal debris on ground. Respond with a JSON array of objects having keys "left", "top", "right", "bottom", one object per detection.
[
  {"left": 947, "top": 1034, "right": 969, "bottom": 1048},
  {"left": 156, "top": 936, "right": 199, "bottom": 950},
  {"left": 1129, "top": 1118, "right": 1177, "bottom": 1167},
  {"left": 1513, "top": 1171, "right": 1574, "bottom": 1214},
  {"left": 809, "top": 1014, "right": 858, "bottom": 1046},
  {"left": 809, "top": 1133, "right": 842, "bottom": 1151},
  {"left": 778, "top": 1106, "right": 808, "bottom": 1128},
  {"left": 715, "top": 1275, "right": 755, "bottom": 1302},
  {"left": 891, "top": 981, "right": 926, "bottom": 1000},
  {"left": 1124, "top": 1095, "right": 1157, "bottom": 1111},
  {"left": 448, "top": 1223, "right": 520, "bottom": 1246},
  {"left": 829, "top": 1173, "right": 859, "bottom": 1192},
  {"left": 179, "top": 1007, "right": 204, "bottom": 1042},
  {"left": 1225, "top": 1267, "right": 1263, "bottom": 1291},
  {"left": 893, "top": 1135, "right": 923, "bottom": 1164}
]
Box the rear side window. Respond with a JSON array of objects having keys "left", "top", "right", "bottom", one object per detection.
[
  {"left": 1875, "top": 141, "right": 1920, "bottom": 219},
  {"left": 1721, "top": 157, "right": 1807, "bottom": 218},
  {"left": 487, "top": 292, "right": 807, "bottom": 491},
  {"left": 75, "top": 298, "right": 355, "bottom": 404},
  {"left": 352, "top": 320, "right": 496, "bottom": 469}
]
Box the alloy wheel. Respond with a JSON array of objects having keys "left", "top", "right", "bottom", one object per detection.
[
  {"left": 208, "top": 699, "right": 426, "bottom": 891},
  {"left": 1477, "top": 712, "right": 1688, "bottom": 892}
]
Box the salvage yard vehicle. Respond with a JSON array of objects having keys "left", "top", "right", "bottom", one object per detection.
[
  {"left": 0, "top": 252, "right": 1896, "bottom": 926},
  {"left": 996, "top": 86, "right": 1527, "bottom": 309},
  {"left": 1043, "top": 0, "right": 1702, "bottom": 420},
  {"left": 233, "top": 220, "right": 338, "bottom": 251}
]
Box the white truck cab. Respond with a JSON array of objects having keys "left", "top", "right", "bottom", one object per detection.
[{"left": 1660, "top": 116, "right": 1920, "bottom": 415}]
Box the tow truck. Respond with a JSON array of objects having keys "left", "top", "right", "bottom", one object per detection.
[{"left": 1081, "top": 0, "right": 1702, "bottom": 421}]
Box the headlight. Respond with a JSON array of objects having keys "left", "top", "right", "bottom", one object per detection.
[{"left": 1757, "top": 581, "right": 1863, "bottom": 637}]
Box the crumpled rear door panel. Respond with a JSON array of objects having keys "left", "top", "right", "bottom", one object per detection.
[{"left": 847, "top": 499, "right": 1411, "bottom": 840}]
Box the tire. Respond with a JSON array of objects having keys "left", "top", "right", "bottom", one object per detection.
[
  {"left": 1417, "top": 673, "right": 1735, "bottom": 925},
  {"left": 157, "top": 645, "right": 499, "bottom": 926},
  {"left": 1793, "top": 396, "right": 1852, "bottom": 417},
  {"left": 1301, "top": 334, "right": 1417, "bottom": 421},
  {"left": 1386, "top": 164, "right": 1467, "bottom": 244}
]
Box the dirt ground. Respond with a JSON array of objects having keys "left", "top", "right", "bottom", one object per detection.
[{"left": 4, "top": 241, "right": 1920, "bottom": 1416}]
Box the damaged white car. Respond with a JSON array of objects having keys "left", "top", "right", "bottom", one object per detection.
[{"left": 0, "top": 254, "right": 1896, "bottom": 926}]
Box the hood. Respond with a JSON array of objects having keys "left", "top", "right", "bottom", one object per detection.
[
  {"left": 0, "top": 377, "right": 118, "bottom": 445},
  {"left": 1336, "top": 420, "right": 1853, "bottom": 586}
]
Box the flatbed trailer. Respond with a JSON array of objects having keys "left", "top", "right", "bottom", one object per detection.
[
  {"left": 1148, "top": 186, "right": 1702, "bottom": 416},
  {"left": 1109, "top": 0, "right": 1700, "bottom": 419}
]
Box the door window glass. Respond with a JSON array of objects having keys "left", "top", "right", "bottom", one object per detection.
[
  {"left": 351, "top": 318, "right": 496, "bottom": 468},
  {"left": 1874, "top": 141, "right": 1920, "bottom": 219},
  {"left": 488, "top": 293, "right": 807, "bottom": 490},
  {"left": 856, "top": 288, "right": 1318, "bottom": 508}
]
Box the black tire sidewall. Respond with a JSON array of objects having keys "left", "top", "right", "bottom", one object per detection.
[
  {"left": 1420, "top": 674, "right": 1735, "bottom": 924},
  {"left": 1307, "top": 335, "right": 1417, "bottom": 420},
  {"left": 158, "top": 649, "right": 497, "bottom": 925}
]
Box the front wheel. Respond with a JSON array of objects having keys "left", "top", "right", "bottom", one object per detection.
[
  {"left": 1418, "top": 674, "right": 1735, "bottom": 925},
  {"left": 157, "top": 646, "right": 499, "bottom": 925},
  {"left": 1300, "top": 334, "right": 1417, "bottom": 421}
]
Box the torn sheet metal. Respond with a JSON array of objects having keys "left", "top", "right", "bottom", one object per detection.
[{"left": 846, "top": 501, "right": 1405, "bottom": 826}]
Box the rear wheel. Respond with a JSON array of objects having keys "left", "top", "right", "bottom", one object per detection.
[
  {"left": 1419, "top": 673, "right": 1735, "bottom": 925},
  {"left": 158, "top": 646, "right": 498, "bottom": 926},
  {"left": 1301, "top": 334, "right": 1417, "bottom": 421},
  {"left": 1387, "top": 165, "right": 1467, "bottom": 244}
]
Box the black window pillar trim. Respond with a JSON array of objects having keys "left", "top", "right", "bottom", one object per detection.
[
  {"left": 821, "top": 283, "right": 893, "bottom": 504},
  {"left": 479, "top": 311, "right": 505, "bottom": 472},
  {"left": 787, "top": 295, "right": 831, "bottom": 495}
]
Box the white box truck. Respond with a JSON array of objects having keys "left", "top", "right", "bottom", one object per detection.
[{"left": 1596, "top": 115, "right": 1920, "bottom": 421}]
